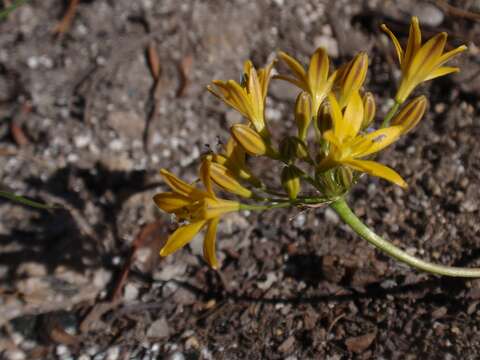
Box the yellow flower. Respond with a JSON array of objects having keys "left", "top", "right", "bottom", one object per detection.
[
  {"left": 153, "top": 162, "right": 240, "bottom": 269},
  {"left": 277, "top": 47, "right": 336, "bottom": 115},
  {"left": 207, "top": 60, "right": 274, "bottom": 138},
  {"left": 319, "top": 93, "right": 426, "bottom": 188},
  {"left": 381, "top": 16, "right": 467, "bottom": 103}
]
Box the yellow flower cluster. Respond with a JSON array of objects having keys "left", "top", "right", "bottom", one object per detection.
[{"left": 153, "top": 17, "right": 467, "bottom": 268}]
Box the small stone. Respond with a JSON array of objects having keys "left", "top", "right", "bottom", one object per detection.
[
  {"left": 324, "top": 208, "right": 339, "bottom": 224},
  {"left": 5, "top": 350, "right": 26, "bottom": 360},
  {"left": 257, "top": 272, "right": 277, "bottom": 290},
  {"left": 345, "top": 332, "right": 376, "bottom": 353},
  {"left": 17, "top": 262, "right": 47, "bottom": 277},
  {"left": 147, "top": 317, "right": 170, "bottom": 339},
  {"left": 106, "top": 346, "right": 120, "bottom": 360},
  {"left": 278, "top": 336, "right": 295, "bottom": 353},
  {"left": 314, "top": 35, "right": 339, "bottom": 58},
  {"left": 293, "top": 213, "right": 306, "bottom": 228},
  {"left": 413, "top": 3, "right": 444, "bottom": 27},
  {"left": 185, "top": 336, "right": 200, "bottom": 350},
  {"left": 107, "top": 111, "right": 145, "bottom": 140},
  {"left": 167, "top": 352, "right": 185, "bottom": 360},
  {"left": 123, "top": 283, "right": 139, "bottom": 302}
]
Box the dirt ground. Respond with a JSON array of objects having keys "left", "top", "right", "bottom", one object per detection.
[{"left": 1, "top": 0, "right": 480, "bottom": 359}]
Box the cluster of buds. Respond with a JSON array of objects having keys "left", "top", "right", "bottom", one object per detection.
[{"left": 154, "top": 17, "right": 468, "bottom": 272}]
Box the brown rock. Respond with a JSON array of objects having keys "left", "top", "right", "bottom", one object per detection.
[{"left": 345, "top": 332, "right": 376, "bottom": 354}]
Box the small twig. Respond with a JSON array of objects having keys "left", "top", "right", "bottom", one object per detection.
[
  {"left": 435, "top": 0, "right": 480, "bottom": 21},
  {"left": 326, "top": 313, "right": 346, "bottom": 339},
  {"left": 53, "top": 0, "right": 80, "bottom": 35}
]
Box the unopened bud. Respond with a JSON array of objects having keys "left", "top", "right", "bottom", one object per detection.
[
  {"left": 295, "top": 92, "right": 312, "bottom": 140},
  {"left": 361, "top": 92, "right": 376, "bottom": 129},
  {"left": 281, "top": 166, "right": 302, "bottom": 200},
  {"left": 334, "top": 166, "right": 354, "bottom": 190},
  {"left": 391, "top": 96, "right": 427, "bottom": 134},
  {"left": 317, "top": 102, "right": 332, "bottom": 134},
  {"left": 209, "top": 162, "right": 253, "bottom": 198},
  {"left": 231, "top": 124, "right": 268, "bottom": 156}
]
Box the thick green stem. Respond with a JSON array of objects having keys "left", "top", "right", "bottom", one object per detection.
[
  {"left": 330, "top": 198, "right": 480, "bottom": 277},
  {"left": 380, "top": 101, "right": 400, "bottom": 128}
]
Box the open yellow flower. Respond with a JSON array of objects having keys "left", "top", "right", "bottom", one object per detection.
[
  {"left": 277, "top": 47, "right": 336, "bottom": 115},
  {"left": 382, "top": 16, "right": 467, "bottom": 103},
  {"left": 319, "top": 93, "right": 426, "bottom": 188},
  {"left": 153, "top": 161, "right": 240, "bottom": 269},
  {"left": 207, "top": 60, "right": 274, "bottom": 138}
]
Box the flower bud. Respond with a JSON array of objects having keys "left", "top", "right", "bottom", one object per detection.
[
  {"left": 334, "top": 166, "right": 354, "bottom": 190},
  {"left": 317, "top": 102, "right": 332, "bottom": 134},
  {"left": 279, "top": 136, "right": 296, "bottom": 161},
  {"left": 390, "top": 96, "right": 427, "bottom": 134},
  {"left": 281, "top": 166, "right": 302, "bottom": 200},
  {"left": 209, "top": 162, "right": 252, "bottom": 198},
  {"left": 295, "top": 92, "right": 312, "bottom": 140},
  {"left": 231, "top": 124, "right": 268, "bottom": 156},
  {"left": 361, "top": 92, "right": 376, "bottom": 129}
]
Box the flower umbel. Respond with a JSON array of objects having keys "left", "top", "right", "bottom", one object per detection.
[
  {"left": 153, "top": 18, "right": 480, "bottom": 278},
  {"left": 381, "top": 16, "right": 467, "bottom": 103}
]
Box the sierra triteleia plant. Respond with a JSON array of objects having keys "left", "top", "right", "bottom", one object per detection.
[{"left": 153, "top": 17, "right": 480, "bottom": 277}]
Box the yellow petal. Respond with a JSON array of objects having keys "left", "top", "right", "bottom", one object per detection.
[
  {"left": 258, "top": 60, "right": 275, "bottom": 100},
  {"left": 350, "top": 126, "right": 403, "bottom": 157},
  {"left": 160, "top": 169, "right": 202, "bottom": 198},
  {"left": 343, "top": 159, "right": 407, "bottom": 188},
  {"left": 160, "top": 220, "right": 207, "bottom": 257},
  {"left": 199, "top": 159, "right": 216, "bottom": 199},
  {"left": 339, "top": 52, "right": 368, "bottom": 107},
  {"left": 323, "top": 129, "right": 342, "bottom": 149},
  {"left": 278, "top": 51, "right": 307, "bottom": 81},
  {"left": 381, "top": 24, "right": 404, "bottom": 65},
  {"left": 203, "top": 218, "right": 220, "bottom": 269},
  {"left": 343, "top": 91, "right": 364, "bottom": 139},
  {"left": 424, "top": 66, "right": 459, "bottom": 81},
  {"left": 436, "top": 45, "right": 467, "bottom": 67},
  {"left": 403, "top": 16, "right": 422, "bottom": 71},
  {"left": 308, "top": 48, "right": 329, "bottom": 95},
  {"left": 226, "top": 80, "right": 252, "bottom": 117},
  {"left": 153, "top": 192, "right": 191, "bottom": 213},
  {"left": 209, "top": 162, "right": 252, "bottom": 198},
  {"left": 327, "top": 93, "right": 346, "bottom": 142},
  {"left": 408, "top": 32, "right": 447, "bottom": 78},
  {"left": 247, "top": 66, "right": 263, "bottom": 120}
]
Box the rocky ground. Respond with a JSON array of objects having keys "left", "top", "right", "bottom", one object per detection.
[{"left": 1, "top": 0, "right": 480, "bottom": 359}]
